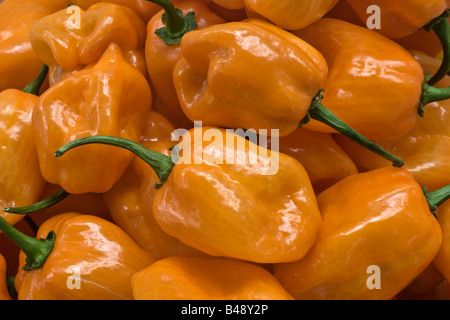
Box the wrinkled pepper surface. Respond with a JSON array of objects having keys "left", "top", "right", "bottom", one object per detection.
[
  {"left": 30, "top": 2, "right": 148, "bottom": 86},
  {"left": 32, "top": 43, "right": 152, "bottom": 194}
]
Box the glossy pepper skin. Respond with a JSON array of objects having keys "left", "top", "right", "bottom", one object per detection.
[
  {"left": 335, "top": 51, "right": 450, "bottom": 192},
  {"left": 151, "top": 126, "right": 322, "bottom": 263},
  {"left": 32, "top": 43, "right": 152, "bottom": 194},
  {"left": 15, "top": 213, "right": 156, "bottom": 300},
  {"left": 145, "top": 1, "right": 225, "bottom": 129},
  {"left": 345, "top": 0, "right": 450, "bottom": 39},
  {"left": 243, "top": 0, "right": 339, "bottom": 30},
  {"left": 293, "top": 18, "right": 424, "bottom": 141},
  {"left": 274, "top": 167, "right": 442, "bottom": 300},
  {"left": 275, "top": 129, "right": 358, "bottom": 194},
  {"left": 30, "top": 2, "right": 148, "bottom": 87},
  {"left": 103, "top": 111, "right": 206, "bottom": 259},
  {"left": 173, "top": 19, "right": 328, "bottom": 137},
  {"left": 0, "top": 0, "right": 67, "bottom": 92},
  {"left": 0, "top": 89, "right": 46, "bottom": 227},
  {"left": 0, "top": 254, "right": 11, "bottom": 300},
  {"left": 132, "top": 256, "right": 294, "bottom": 300}
]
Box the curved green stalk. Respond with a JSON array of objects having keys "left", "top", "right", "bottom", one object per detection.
[
  {"left": 4, "top": 189, "right": 70, "bottom": 215},
  {"left": 22, "top": 65, "right": 48, "bottom": 96},
  {"left": 300, "top": 90, "right": 405, "bottom": 168},
  {"left": 54, "top": 136, "right": 175, "bottom": 189},
  {"left": 419, "top": 74, "right": 450, "bottom": 116}
]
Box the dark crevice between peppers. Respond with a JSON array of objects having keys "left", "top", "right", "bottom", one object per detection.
[
  {"left": 300, "top": 90, "right": 406, "bottom": 168},
  {"left": 146, "top": 0, "right": 198, "bottom": 45}
]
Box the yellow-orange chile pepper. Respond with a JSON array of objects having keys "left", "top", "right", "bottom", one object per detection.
[
  {"left": 273, "top": 167, "right": 445, "bottom": 300},
  {"left": 242, "top": 0, "right": 339, "bottom": 30},
  {"left": 145, "top": 0, "right": 225, "bottom": 129},
  {"left": 173, "top": 18, "right": 406, "bottom": 167},
  {"left": 272, "top": 129, "right": 358, "bottom": 194},
  {"left": 0, "top": 254, "right": 11, "bottom": 300},
  {"left": 346, "top": 0, "right": 450, "bottom": 39},
  {"left": 292, "top": 18, "right": 425, "bottom": 141},
  {"left": 0, "top": 0, "right": 67, "bottom": 92},
  {"left": 53, "top": 126, "right": 322, "bottom": 264},
  {"left": 335, "top": 51, "right": 450, "bottom": 192},
  {"left": 32, "top": 43, "right": 152, "bottom": 194},
  {"left": 173, "top": 19, "right": 328, "bottom": 138},
  {"left": 0, "top": 212, "right": 156, "bottom": 300},
  {"left": 132, "top": 256, "right": 294, "bottom": 300},
  {"left": 0, "top": 67, "right": 48, "bottom": 228},
  {"left": 103, "top": 111, "right": 207, "bottom": 259},
  {"left": 30, "top": 2, "right": 148, "bottom": 87}
]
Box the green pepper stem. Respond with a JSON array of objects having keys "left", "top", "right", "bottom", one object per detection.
[
  {"left": 419, "top": 74, "right": 450, "bottom": 116},
  {"left": 145, "top": 0, "right": 197, "bottom": 45},
  {"left": 423, "top": 184, "right": 450, "bottom": 217},
  {"left": 54, "top": 136, "right": 175, "bottom": 189},
  {"left": 423, "top": 10, "right": 450, "bottom": 86},
  {"left": 6, "top": 275, "right": 17, "bottom": 300},
  {"left": 22, "top": 65, "right": 48, "bottom": 96},
  {"left": 301, "top": 90, "right": 405, "bottom": 168},
  {"left": 0, "top": 216, "right": 55, "bottom": 271},
  {"left": 4, "top": 188, "right": 70, "bottom": 215}
]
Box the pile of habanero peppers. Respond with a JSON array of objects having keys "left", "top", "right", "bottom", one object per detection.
[{"left": 0, "top": 0, "right": 450, "bottom": 302}]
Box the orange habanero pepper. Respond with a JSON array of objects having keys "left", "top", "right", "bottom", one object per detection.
[
  {"left": 292, "top": 18, "right": 428, "bottom": 142},
  {"left": 242, "top": 0, "right": 339, "bottom": 30},
  {"left": 30, "top": 2, "right": 148, "bottom": 87},
  {"left": 172, "top": 18, "right": 406, "bottom": 167},
  {"left": 132, "top": 256, "right": 294, "bottom": 300},
  {"left": 0, "top": 254, "right": 11, "bottom": 300},
  {"left": 53, "top": 126, "right": 322, "bottom": 264},
  {"left": 274, "top": 167, "right": 446, "bottom": 300},
  {"left": 31, "top": 43, "right": 152, "bottom": 194},
  {"left": 103, "top": 111, "right": 206, "bottom": 259},
  {"left": 335, "top": 51, "right": 450, "bottom": 192},
  {"left": 145, "top": 0, "right": 225, "bottom": 129},
  {"left": 0, "top": 212, "right": 156, "bottom": 300},
  {"left": 0, "top": 0, "right": 67, "bottom": 91},
  {"left": 0, "top": 66, "right": 48, "bottom": 228}
]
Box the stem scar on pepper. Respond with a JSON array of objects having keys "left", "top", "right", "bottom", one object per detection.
[
  {"left": 146, "top": 0, "right": 198, "bottom": 45},
  {"left": 300, "top": 89, "right": 406, "bottom": 168}
]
